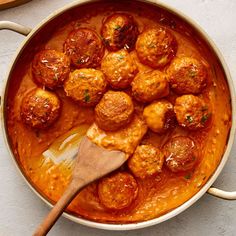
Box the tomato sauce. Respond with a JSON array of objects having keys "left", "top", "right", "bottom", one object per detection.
[{"left": 6, "top": 1, "right": 231, "bottom": 223}]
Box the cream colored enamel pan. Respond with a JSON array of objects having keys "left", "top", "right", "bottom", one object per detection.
[{"left": 0, "top": 0, "right": 236, "bottom": 231}]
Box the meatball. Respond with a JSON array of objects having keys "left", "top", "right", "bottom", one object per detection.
[
  {"left": 136, "top": 28, "right": 177, "bottom": 68},
  {"left": 95, "top": 91, "right": 134, "bottom": 131},
  {"left": 64, "top": 69, "right": 107, "bottom": 106},
  {"left": 174, "top": 95, "right": 211, "bottom": 130},
  {"left": 64, "top": 28, "right": 104, "bottom": 68},
  {"left": 128, "top": 145, "right": 164, "bottom": 179},
  {"left": 101, "top": 13, "right": 139, "bottom": 51},
  {"left": 20, "top": 88, "right": 61, "bottom": 129},
  {"left": 168, "top": 57, "right": 208, "bottom": 94},
  {"left": 101, "top": 49, "right": 138, "bottom": 89},
  {"left": 163, "top": 136, "right": 198, "bottom": 172},
  {"left": 32, "top": 49, "right": 70, "bottom": 89},
  {"left": 131, "top": 70, "right": 169, "bottom": 102},
  {"left": 143, "top": 100, "right": 175, "bottom": 133},
  {"left": 98, "top": 172, "right": 138, "bottom": 210}
]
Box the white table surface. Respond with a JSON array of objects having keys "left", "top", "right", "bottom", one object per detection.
[{"left": 0, "top": 0, "right": 236, "bottom": 235}]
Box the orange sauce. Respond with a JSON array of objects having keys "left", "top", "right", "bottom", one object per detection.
[{"left": 6, "top": 1, "right": 231, "bottom": 223}]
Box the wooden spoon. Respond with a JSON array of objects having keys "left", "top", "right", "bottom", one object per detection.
[{"left": 33, "top": 136, "right": 127, "bottom": 236}]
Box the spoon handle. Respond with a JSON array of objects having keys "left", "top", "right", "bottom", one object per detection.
[{"left": 33, "top": 181, "right": 85, "bottom": 236}]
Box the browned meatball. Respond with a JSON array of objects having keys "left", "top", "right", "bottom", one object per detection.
[
  {"left": 95, "top": 91, "right": 134, "bottom": 131},
  {"left": 136, "top": 28, "right": 177, "bottom": 68},
  {"left": 168, "top": 57, "right": 208, "bottom": 94},
  {"left": 64, "top": 28, "right": 104, "bottom": 68},
  {"left": 20, "top": 88, "right": 61, "bottom": 129},
  {"left": 131, "top": 70, "right": 169, "bottom": 102},
  {"left": 101, "top": 49, "right": 138, "bottom": 89},
  {"left": 101, "top": 13, "right": 139, "bottom": 51},
  {"left": 32, "top": 49, "right": 70, "bottom": 89},
  {"left": 128, "top": 145, "right": 164, "bottom": 179},
  {"left": 174, "top": 95, "right": 211, "bottom": 130},
  {"left": 143, "top": 100, "right": 175, "bottom": 133},
  {"left": 163, "top": 136, "right": 198, "bottom": 172},
  {"left": 98, "top": 172, "right": 138, "bottom": 210},
  {"left": 64, "top": 69, "right": 107, "bottom": 106}
]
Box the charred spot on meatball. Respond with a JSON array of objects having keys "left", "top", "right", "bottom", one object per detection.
[
  {"left": 131, "top": 70, "right": 169, "bottom": 102},
  {"left": 101, "top": 49, "right": 138, "bottom": 89},
  {"left": 95, "top": 91, "right": 134, "bottom": 131},
  {"left": 168, "top": 57, "right": 208, "bottom": 94},
  {"left": 64, "top": 68, "right": 107, "bottom": 107},
  {"left": 32, "top": 49, "right": 70, "bottom": 89},
  {"left": 64, "top": 28, "right": 104, "bottom": 68},
  {"left": 98, "top": 172, "right": 138, "bottom": 210},
  {"left": 101, "top": 13, "right": 139, "bottom": 51},
  {"left": 143, "top": 100, "right": 176, "bottom": 134},
  {"left": 174, "top": 95, "right": 211, "bottom": 130},
  {"left": 128, "top": 144, "right": 164, "bottom": 179},
  {"left": 20, "top": 88, "right": 61, "bottom": 129},
  {"left": 163, "top": 136, "right": 198, "bottom": 172},
  {"left": 136, "top": 28, "right": 177, "bottom": 69}
]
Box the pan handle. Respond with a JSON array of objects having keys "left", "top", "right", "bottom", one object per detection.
[
  {"left": 207, "top": 187, "right": 236, "bottom": 200},
  {"left": 0, "top": 21, "right": 31, "bottom": 36}
]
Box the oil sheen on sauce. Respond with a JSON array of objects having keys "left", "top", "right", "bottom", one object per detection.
[{"left": 6, "top": 1, "right": 231, "bottom": 223}]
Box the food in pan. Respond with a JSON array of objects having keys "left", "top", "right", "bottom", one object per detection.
[
  {"left": 98, "top": 172, "right": 138, "bottom": 210},
  {"left": 131, "top": 70, "right": 169, "bottom": 102},
  {"left": 32, "top": 49, "right": 70, "bottom": 89},
  {"left": 94, "top": 90, "right": 134, "bottom": 131},
  {"left": 128, "top": 144, "right": 164, "bottom": 179},
  {"left": 6, "top": 1, "right": 231, "bottom": 224},
  {"left": 167, "top": 57, "right": 208, "bottom": 94},
  {"left": 143, "top": 100, "right": 175, "bottom": 133},
  {"left": 163, "top": 136, "right": 198, "bottom": 172},
  {"left": 135, "top": 28, "right": 177, "bottom": 68},
  {"left": 64, "top": 28, "right": 104, "bottom": 68},
  {"left": 64, "top": 68, "right": 107, "bottom": 106},
  {"left": 87, "top": 114, "right": 147, "bottom": 155},
  {"left": 174, "top": 94, "right": 211, "bottom": 130},
  {"left": 20, "top": 88, "right": 61, "bottom": 129},
  {"left": 101, "top": 13, "right": 139, "bottom": 51},
  {"left": 101, "top": 49, "right": 138, "bottom": 89}
]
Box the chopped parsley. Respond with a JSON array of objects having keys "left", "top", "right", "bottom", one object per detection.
[
  {"left": 114, "top": 25, "right": 121, "bottom": 30},
  {"left": 189, "top": 69, "right": 197, "bottom": 78},
  {"left": 186, "top": 115, "right": 193, "bottom": 123},
  {"left": 148, "top": 43, "right": 156, "bottom": 48},
  {"left": 201, "top": 114, "right": 209, "bottom": 123},
  {"left": 78, "top": 74, "right": 86, "bottom": 79},
  {"left": 84, "top": 89, "right": 90, "bottom": 103},
  {"left": 184, "top": 173, "right": 192, "bottom": 180},
  {"left": 117, "top": 55, "right": 125, "bottom": 60}
]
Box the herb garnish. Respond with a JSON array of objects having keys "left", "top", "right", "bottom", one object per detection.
[
  {"left": 84, "top": 89, "right": 90, "bottom": 103},
  {"left": 189, "top": 69, "right": 197, "bottom": 78},
  {"left": 186, "top": 115, "right": 193, "bottom": 123},
  {"left": 184, "top": 173, "right": 192, "bottom": 179},
  {"left": 117, "top": 55, "right": 125, "bottom": 60},
  {"left": 148, "top": 43, "right": 156, "bottom": 48},
  {"left": 114, "top": 25, "right": 121, "bottom": 30},
  {"left": 201, "top": 114, "right": 209, "bottom": 123}
]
